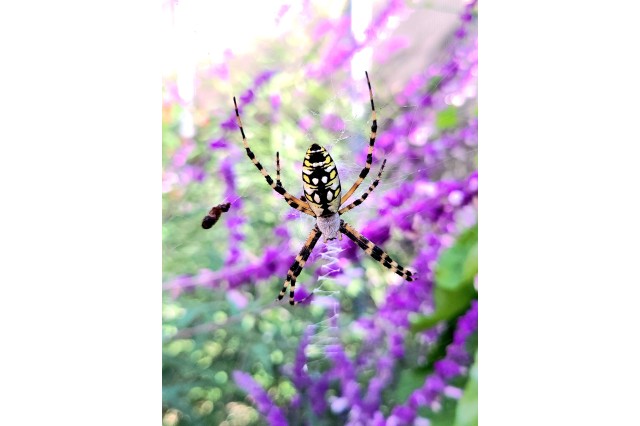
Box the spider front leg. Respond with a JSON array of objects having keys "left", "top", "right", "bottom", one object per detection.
[
  {"left": 340, "top": 220, "right": 414, "bottom": 281},
  {"left": 233, "top": 97, "right": 315, "bottom": 216},
  {"left": 275, "top": 151, "right": 282, "bottom": 187},
  {"left": 339, "top": 159, "right": 386, "bottom": 215},
  {"left": 278, "top": 226, "right": 323, "bottom": 305},
  {"left": 341, "top": 71, "right": 378, "bottom": 205}
]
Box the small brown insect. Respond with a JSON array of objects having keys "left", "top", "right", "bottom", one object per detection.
[{"left": 201, "top": 202, "right": 230, "bottom": 229}]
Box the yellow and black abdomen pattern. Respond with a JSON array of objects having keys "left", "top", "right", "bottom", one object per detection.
[{"left": 302, "top": 144, "right": 341, "bottom": 217}]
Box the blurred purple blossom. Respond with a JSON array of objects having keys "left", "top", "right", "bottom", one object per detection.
[
  {"left": 240, "top": 89, "right": 255, "bottom": 104},
  {"left": 220, "top": 116, "right": 237, "bottom": 131},
  {"left": 321, "top": 113, "right": 345, "bottom": 132},
  {"left": 389, "top": 301, "right": 478, "bottom": 424},
  {"left": 232, "top": 371, "right": 288, "bottom": 426},
  {"left": 208, "top": 137, "right": 228, "bottom": 150},
  {"left": 275, "top": 4, "right": 291, "bottom": 24},
  {"left": 220, "top": 157, "right": 245, "bottom": 267},
  {"left": 298, "top": 115, "right": 314, "bottom": 132},
  {"left": 270, "top": 94, "right": 282, "bottom": 111},
  {"left": 374, "top": 36, "right": 411, "bottom": 63}
]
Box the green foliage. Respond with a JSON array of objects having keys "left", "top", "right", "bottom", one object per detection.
[
  {"left": 394, "top": 367, "right": 430, "bottom": 403},
  {"left": 436, "top": 225, "right": 478, "bottom": 291},
  {"left": 436, "top": 106, "right": 460, "bottom": 131},
  {"left": 411, "top": 224, "right": 478, "bottom": 332},
  {"left": 429, "top": 397, "right": 463, "bottom": 426},
  {"left": 454, "top": 353, "right": 478, "bottom": 426},
  {"left": 428, "top": 76, "right": 444, "bottom": 94},
  {"left": 162, "top": 288, "right": 310, "bottom": 425},
  {"left": 392, "top": 319, "right": 455, "bottom": 405}
]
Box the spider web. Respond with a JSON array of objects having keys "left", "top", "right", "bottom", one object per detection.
[
  {"left": 162, "top": 2, "right": 477, "bottom": 413},
  {"left": 162, "top": 70, "right": 478, "bottom": 384}
]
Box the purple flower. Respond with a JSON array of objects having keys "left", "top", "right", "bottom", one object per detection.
[
  {"left": 374, "top": 36, "right": 411, "bottom": 63},
  {"left": 434, "top": 359, "right": 462, "bottom": 380},
  {"left": 227, "top": 289, "right": 248, "bottom": 309},
  {"left": 363, "top": 355, "right": 396, "bottom": 413},
  {"left": 388, "top": 406, "right": 417, "bottom": 425},
  {"left": 240, "top": 89, "right": 255, "bottom": 104},
  {"left": 220, "top": 115, "right": 237, "bottom": 130},
  {"left": 208, "top": 138, "right": 228, "bottom": 150},
  {"left": 292, "top": 327, "right": 313, "bottom": 388},
  {"left": 391, "top": 301, "right": 478, "bottom": 422},
  {"left": 294, "top": 286, "right": 314, "bottom": 305},
  {"left": 254, "top": 70, "right": 275, "bottom": 86},
  {"left": 275, "top": 4, "right": 291, "bottom": 23},
  {"left": 321, "top": 113, "right": 345, "bottom": 132},
  {"left": 455, "top": 27, "right": 467, "bottom": 39},
  {"left": 232, "top": 371, "right": 288, "bottom": 426},
  {"left": 309, "top": 376, "right": 330, "bottom": 415},
  {"left": 298, "top": 115, "right": 314, "bottom": 132}
]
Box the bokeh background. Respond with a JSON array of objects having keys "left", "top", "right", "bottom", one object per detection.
[{"left": 162, "top": 0, "right": 478, "bottom": 424}]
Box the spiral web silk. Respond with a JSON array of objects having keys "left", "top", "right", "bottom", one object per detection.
[{"left": 300, "top": 239, "right": 344, "bottom": 368}]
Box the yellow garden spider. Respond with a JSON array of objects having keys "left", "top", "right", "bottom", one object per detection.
[{"left": 233, "top": 71, "right": 414, "bottom": 305}]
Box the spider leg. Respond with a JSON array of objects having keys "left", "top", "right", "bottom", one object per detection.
[
  {"left": 340, "top": 220, "right": 414, "bottom": 281},
  {"left": 275, "top": 151, "right": 316, "bottom": 215},
  {"left": 278, "top": 226, "right": 323, "bottom": 305},
  {"left": 340, "top": 71, "right": 378, "bottom": 205},
  {"left": 233, "top": 97, "right": 315, "bottom": 216},
  {"left": 276, "top": 151, "right": 282, "bottom": 187},
  {"left": 339, "top": 159, "right": 386, "bottom": 215}
]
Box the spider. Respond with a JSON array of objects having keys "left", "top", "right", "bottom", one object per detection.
[{"left": 232, "top": 71, "right": 415, "bottom": 305}]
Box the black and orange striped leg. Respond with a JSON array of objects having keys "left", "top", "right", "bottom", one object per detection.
[
  {"left": 278, "top": 226, "right": 323, "bottom": 305},
  {"left": 339, "top": 159, "right": 386, "bottom": 215},
  {"left": 340, "top": 71, "right": 378, "bottom": 205},
  {"left": 340, "top": 220, "right": 414, "bottom": 282},
  {"left": 275, "top": 151, "right": 282, "bottom": 187},
  {"left": 233, "top": 97, "right": 315, "bottom": 216},
  {"left": 275, "top": 151, "right": 310, "bottom": 213}
]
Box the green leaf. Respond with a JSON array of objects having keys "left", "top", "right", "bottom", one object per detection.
[
  {"left": 410, "top": 224, "right": 478, "bottom": 332},
  {"left": 410, "top": 285, "right": 475, "bottom": 332},
  {"left": 462, "top": 243, "right": 478, "bottom": 286},
  {"left": 423, "top": 319, "right": 456, "bottom": 370},
  {"left": 394, "top": 367, "right": 429, "bottom": 403},
  {"left": 435, "top": 224, "right": 478, "bottom": 291},
  {"left": 454, "top": 353, "right": 478, "bottom": 426},
  {"left": 436, "top": 106, "right": 459, "bottom": 131},
  {"left": 427, "top": 397, "right": 461, "bottom": 426}
]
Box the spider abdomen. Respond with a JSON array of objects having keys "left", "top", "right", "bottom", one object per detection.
[
  {"left": 302, "top": 143, "right": 342, "bottom": 217},
  {"left": 316, "top": 213, "right": 341, "bottom": 241}
]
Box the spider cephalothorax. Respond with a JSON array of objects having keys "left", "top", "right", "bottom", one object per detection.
[{"left": 233, "top": 71, "right": 415, "bottom": 305}]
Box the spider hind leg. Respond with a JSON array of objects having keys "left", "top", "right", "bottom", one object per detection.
[
  {"left": 277, "top": 226, "right": 323, "bottom": 305},
  {"left": 340, "top": 220, "right": 415, "bottom": 281}
]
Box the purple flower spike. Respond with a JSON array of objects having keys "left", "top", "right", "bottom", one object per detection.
[
  {"left": 240, "top": 89, "right": 255, "bottom": 104},
  {"left": 220, "top": 115, "right": 237, "bottom": 130},
  {"left": 292, "top": 327, "right": 313, "bottom": 389},
  {"left": 254, "top": 70, "right": 275, "bottom": 86},
  {"left": 208, "top": 138, "right": 228, "bottom": 150},
  {"left": 434, "top": 359, "right": 462, "bottom": 379},
  {"left": 232, "top": 371, "right": 288, "bottom": 426}
]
